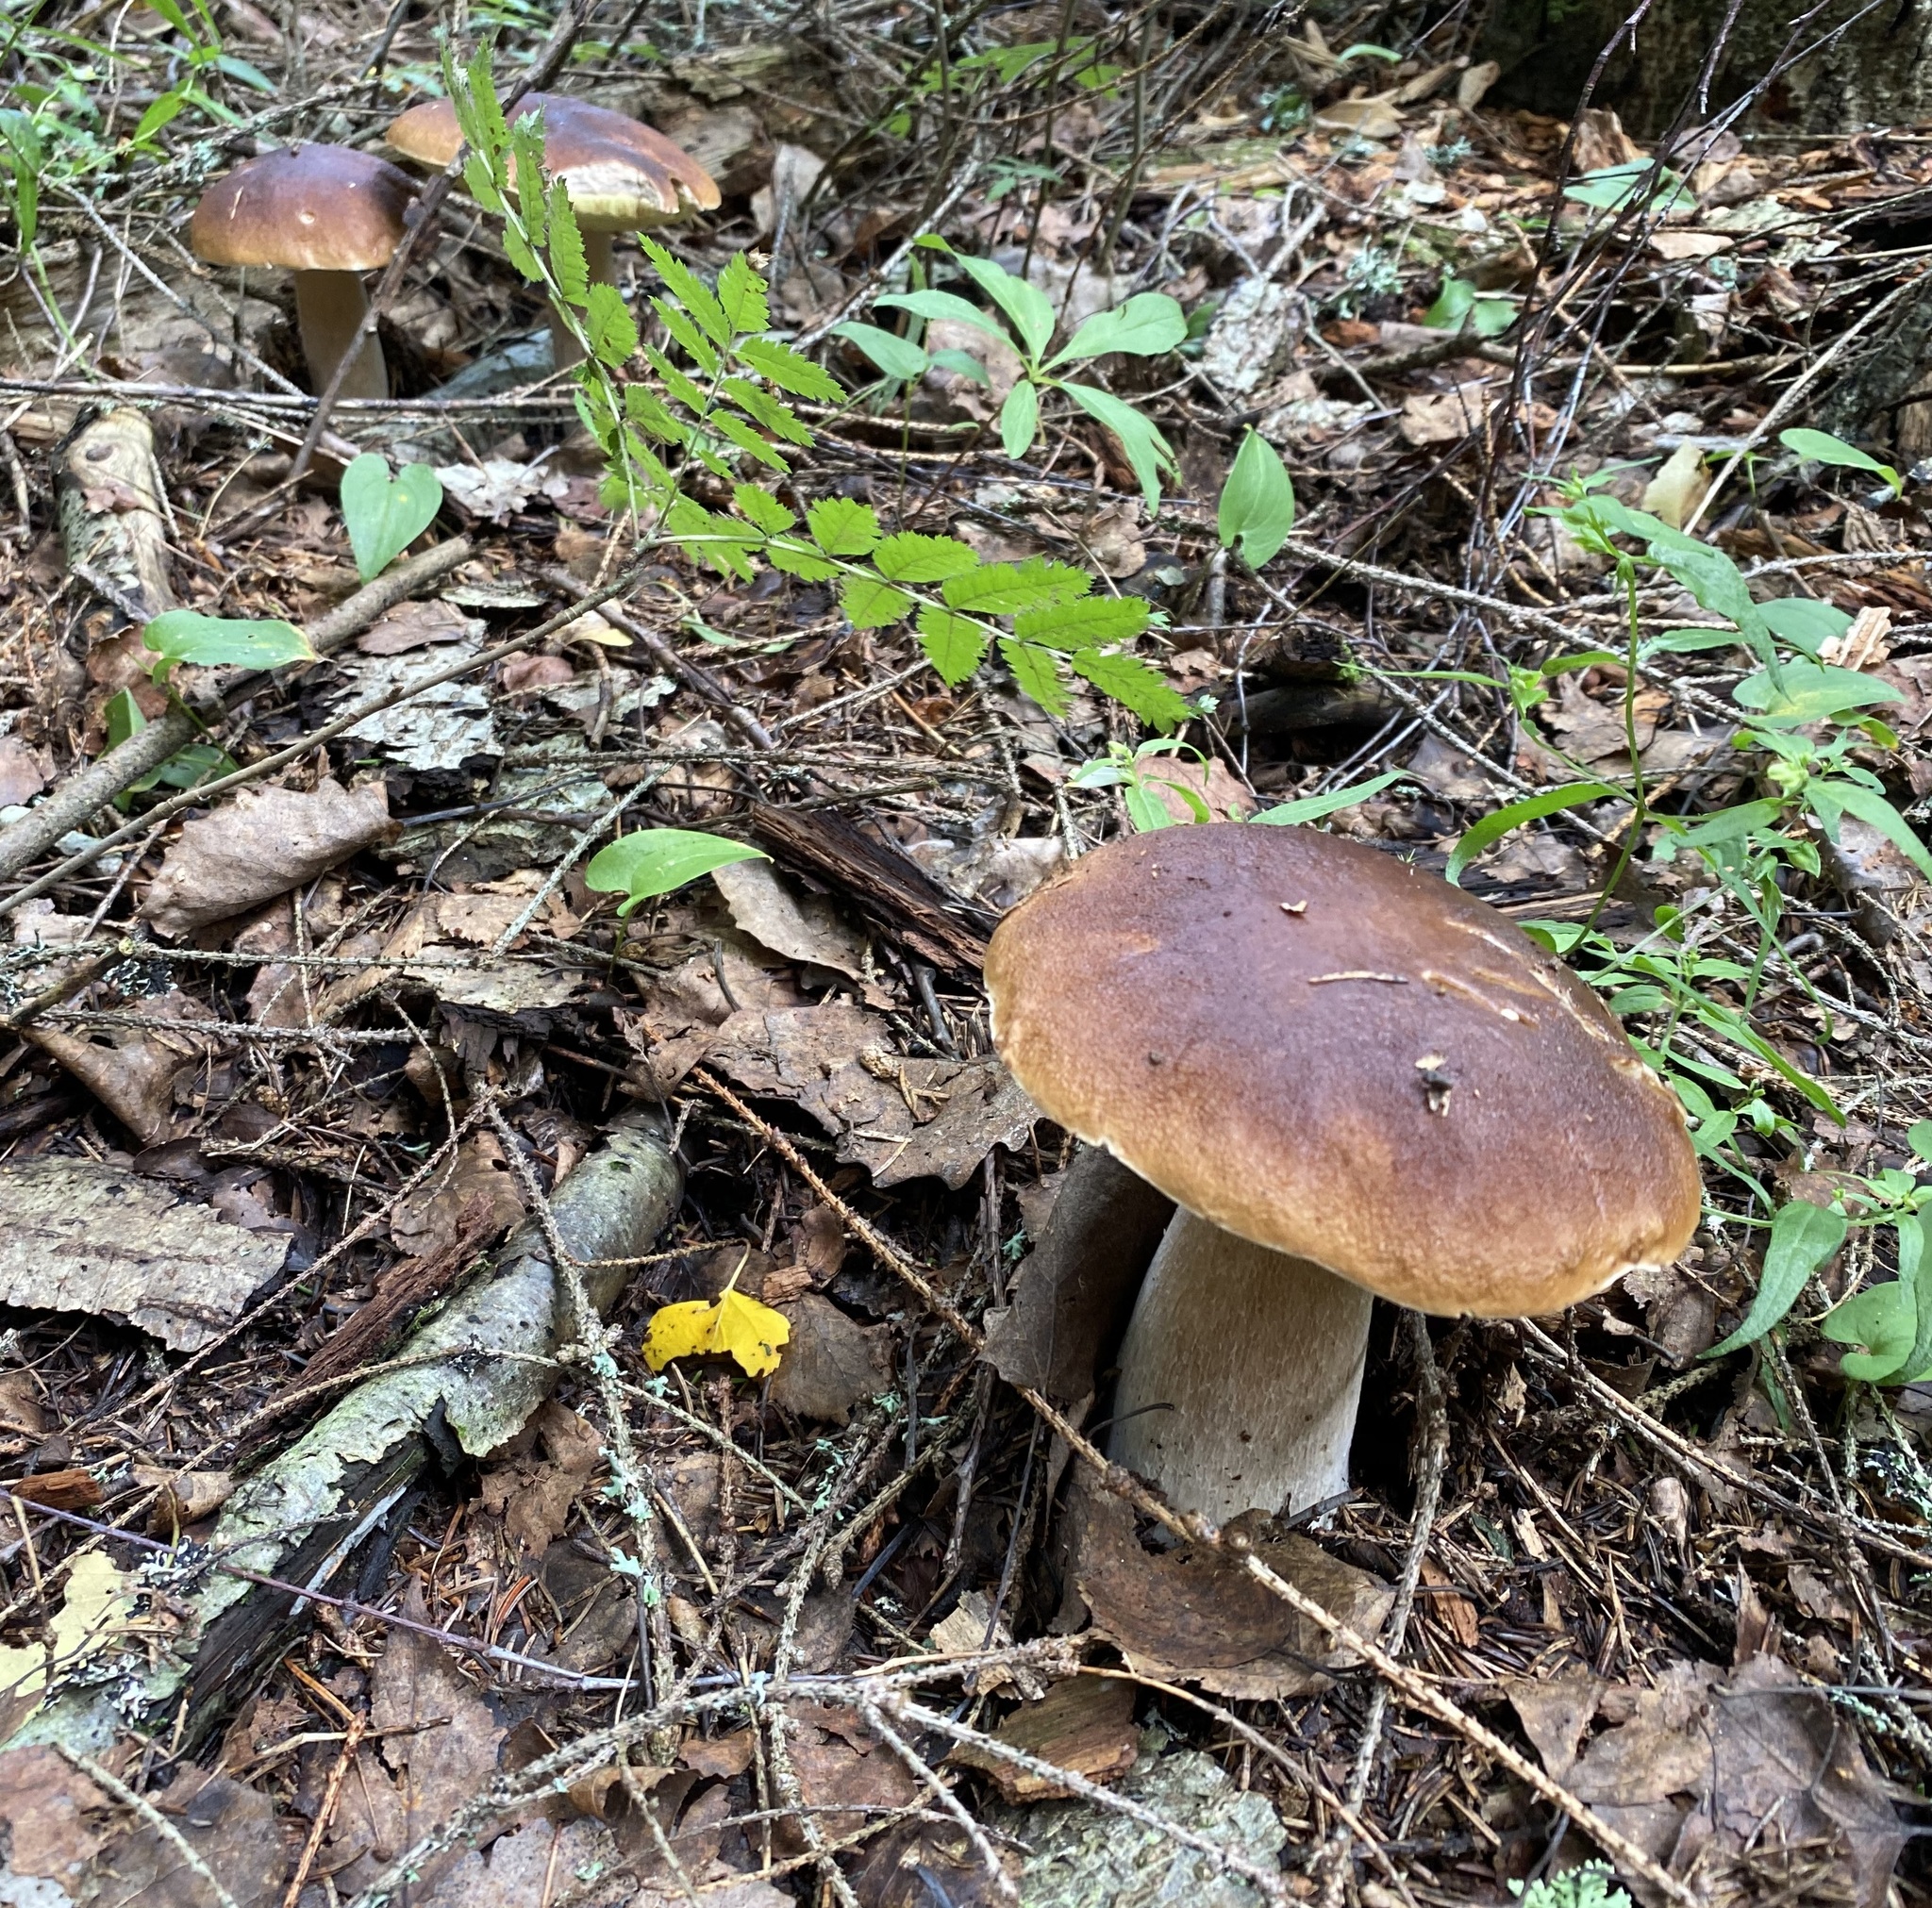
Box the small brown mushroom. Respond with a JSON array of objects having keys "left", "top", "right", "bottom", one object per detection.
[
  {"left": 386, "top": 93, "right": 719, "bottom": 368},
  {"left": 986, "top": 822, "right": 1701, "bottom": 1526},
  {"left": 189, "top": 145, "right": 419, "bottom": 402}
]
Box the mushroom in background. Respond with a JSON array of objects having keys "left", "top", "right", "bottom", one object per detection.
[
  {"left": 189, "top": 145, "right": 420, "bottom": 403},
  {"left": 386, "top": 92, "right": 720, "bottom": 370},
  {"left": 987, "top": 823, "right": 1701, "bottom": 1527}
]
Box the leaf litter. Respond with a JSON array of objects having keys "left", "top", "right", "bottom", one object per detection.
[{"left": 2, "top": 6, "right": 1932, "bottom": 1906}]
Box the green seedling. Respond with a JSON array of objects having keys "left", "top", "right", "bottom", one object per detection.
[{"left": 585, "top": 829, "right": 766, "bottom": 917}]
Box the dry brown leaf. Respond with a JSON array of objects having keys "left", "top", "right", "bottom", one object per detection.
[
  {"left": 142, "top": 778, "right": 398, "bottom": 937},
  {"left": 1073, "top": 1480, "right": 1392, "bottom": 1701},
  {"left": 388, "top": 1132, "right": 526, "bottom": 1257},
  {"left": 776, "top": 1702, "right": 921, "bottom": 1851},
  {"left": 0, "top": 1368, "right": 48, "bottom": 1436},
  {"left": 25, "top": 987, "right": 212, "bottom": 1147},
  {"left": 681, "top": 1730, "right": 756, "bottom": 1780},
  {"left": 0, "top": 734, "right": 49, "bottom": 806},
  {"left": 0, "top": 1745, "right": 112, "bottom": 1892},
  {"left": 949, "top": 1675, "right": 1138, "bottom": 1802},
  {"left": 1506, "top": 1661, "right": 1605, "bottom": 1779},
  {"left": 710, "top": 856, "right": 871, "bottom": 983},
  {"left": 768, "top": 1292, "right": 894, "bottom": 1425},
  {"left": 0, "top": 1155, "right": 290, "bottom": 1351},
  {"left": 480, "top": 1400, "right": 604, "bottom": 1557},
  {"left": 358, "top": 597, "right": 485, "bottom": 655},
  {"left": 132, "top": 1463, "right": 235, "bottom": 1530},
  {"left": 84, "top": 1766, "right": 287, "bottom": 1908},
  {"left": 1399, "top": 384, "right": 1492, "bottom": 446}
]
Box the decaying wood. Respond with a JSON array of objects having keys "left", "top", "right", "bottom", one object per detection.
[
  {"left": 751, "top": 803, "right": 993, "bottom": 975},
  {"left": 3, "top": 1113, "right": 681, "bottom": 1755},
  {"left": 57, "top": 406, "right": 175, "bottom": 622}
]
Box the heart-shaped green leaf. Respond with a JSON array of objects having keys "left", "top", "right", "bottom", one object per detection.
[{"left": 340, "top": 453, "right": 443, "bottom": 582}]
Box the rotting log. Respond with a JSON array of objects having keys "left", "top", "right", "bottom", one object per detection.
[
  {"left": 57, "top": 407, "right": 175, "bottom": 623},
  {"left": 0, "top": 535, "right": 473, "bottom": 886},
  {"left": 4, "top": 1111, "right": 681, "bottom": 1756}
]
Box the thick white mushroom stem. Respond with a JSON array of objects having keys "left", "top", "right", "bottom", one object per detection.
[
  {"left": 292, "top": 270, "right": 389, "bottom": 403},
  {"left": 1108, "top": 1209, "right": 1373, "bottom": 1526},
  {"left": 549, "top": 227, "right": 617, "bottom": 372}
]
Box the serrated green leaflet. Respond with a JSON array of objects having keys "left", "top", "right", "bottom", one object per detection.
[
  {"left": 714, "top": 411, "right": 790, "bottom": 472},
  {"left": 917, "top": 606, "right": 989, "bottom": 684},
  {"left": 943, "top": 557, "right": 1089, "bottom": 614},
  {"left": 652, "top": 298, "right": 720, "bottom": 375},
  {"left": 733, "top": 483, "right": 794, "bottom": 535},
  {"left": 998, "top": 639, "right": 1071, "bottom": 716},
  {"left": 875, "top": 533, "right": 980, "bottom": 584},
  {"left": 841, "top": 572, "right": 912, "bottom": 629},
  {"left": 766, "top": 534, "right": 839, "bottom": 580},
  {"left": 585, "top": 283, "right": 639, "bottom": 367},
  {"left": 1014, "top": 594, "right": 1149, "bottom": 649},
  {"left": 548, "top": 179, "right": 589, "bottom": 305},
  {"left": 717, "top": 252, "right": 769, "bottom": 335},
  {"left": 142, "top": 611, "right": 314, "bottom": 681},
  {"left": 808, "top": 497, "right": 881, "bottom": 556},
  {"left": 723, "top": 378, "right": 813, "bottom": 446},
  {"left": 735, "top": 338, "right": 842, "bottom": 402},
  {"left": 1069, "top": 650, "right": 1190, "bottom": 728},
  {"left": 586, "top": 829, "right": 767, "bottom": 917},
  {"left": 340, "top": 454, "right": 443, "bottom": 583},
  {"left": 641, "top": 238, "right": 729, "bottom": 343}
]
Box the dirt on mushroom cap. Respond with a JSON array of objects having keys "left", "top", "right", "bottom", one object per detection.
[{"left": 984, "top": 822, "right": 1702, "bottom": 1318}]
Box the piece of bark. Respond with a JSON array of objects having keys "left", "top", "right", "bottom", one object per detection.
[
  {"left": 981, "top": 1145, "right": 1174, "bottom": 1402},
  {"left": 6, "top": 1115, "right": 681, "bottom": 1756},
  {"left": 255, "top": 1199, "right": 503, "bottom": 1435},
  {"left": 58, "top": 407, "right": 175, "bottom": 622},
  {"left": 949, "top": 1675, "right": 1139, "bottom": 1801},
  {"left": 750, "top": 804, "right": 993, "bottom": 975}
]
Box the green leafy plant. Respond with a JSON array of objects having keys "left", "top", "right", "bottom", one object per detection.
[
  {"left": 1509, "top": 1865, "right": 1632, "bottom": 1908},
  {"left": 446, "top": 50, "right": 1189, "bottom": 730},
  {"left": 1423, "top": 274, "right": 1518, "bottom": 339},
  {"left": 1217, "top": 430, "right": 1296, "bottom": 570},
  {"left": 101, "top": 689, "right": 234, "bottom": 805},
  {"left": 1070, "top": 738, "right": 1407, "bottom": 832},
  {"left": 871, "top": 238, "right": 1188, "bottom": 506},
  {"left": 341, "top": 454, "right": 444, "bottom": 582},
  {"left": 585, "top": 828, "right": 766, "bottom": 916},
  {"left": 1562, "top": 161, "right": 1693, "bottom": 215},
  {"left": 1778, "top": 425, "right": 1904, "bottom": 500},
  {"left": 141, "top": 610, "right": 314, "bottom": 682}
]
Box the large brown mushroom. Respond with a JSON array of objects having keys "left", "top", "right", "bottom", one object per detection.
[
  {"left": 986, "top": 823, "right": 1701, "bottom": 1526},
  {"left": 386, "top": 93, "right": 719, "bottom": 368},
  {"left": 189, "top": 145, "right": 419, "bottom": 403}
]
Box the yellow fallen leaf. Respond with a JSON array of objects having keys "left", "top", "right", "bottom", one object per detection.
[
  {"left": 0, "top": 1551, "right": 134, "bottom": 1706},
  {"left": 643, "top": 1286, "right": 791, "bottom": 1379}
]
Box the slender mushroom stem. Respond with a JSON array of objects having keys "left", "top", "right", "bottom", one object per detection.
[
  {"left": 1108, "top": 1209, "right": 1373, "bottom": 1525},
  {"left": 548, "top": 227, "right": 616, "bottom": 373},
  {"left": 291, "top": 270, "right": 389, "bottom": 403}
]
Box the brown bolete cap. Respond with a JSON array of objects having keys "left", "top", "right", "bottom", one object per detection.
[
  {"left": 189, "top": 144, "right": 418, "bottom": 272},
  {"left": 986, "top": 823, "right": 1700, "bottom": 1318},
  {"left": 386, "top": 93, "right": 719, "bottom": 227}
]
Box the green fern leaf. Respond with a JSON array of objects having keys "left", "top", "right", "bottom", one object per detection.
[
  {"left": 841, "top": 572, "right": 913, "bottom": 629},
  {"left": 767, "top": 534, "right": 840, "bottom": 581},
  {"left": 718, "top": 252, "right": 771, "bottom": 335},
  {"left": 1070, "top": 649, "right": 1190, "bottom": 728},
  {"left": 722, "top": 378, "right": 814, "bottom": 447},
  {"left": 917, "top": 606, "right": 990, "bottom": 685},
  {"left": 808, "top": 497, "right": 882, "bottom": 556},
  {"left": 999, "top": 638, "right": 1071, "bottom": 716},
  {"left": 942, "top": 556, "right": 1090, "bottom": 615},
  {"left": 713, "top": 411, "right": 791, "bottom": 472},
  {"left": 735, "top": 338, "right": 842, "bottom": 402},
  {"left": 1015, "top": 594, "right": 1150, "bottom": 650},
  {"left": 462, "top": 152, "right": 505, "bottom": 214},
  {"left": 733, "top": 483, "right": 795, "bottom": 535},
  {"left": 623, "top": 385, "right": 689, "bottom": 446},
  {"left": 509, "top": 117, "right": 548, "bottom": 248},
  {"left": 500, "top": 220, "right": 544, "bottom": 284},
  {"left": 584, "top": 283, "right": 638, "bottom": 366},
  {"left": 651, "top": 298, "right": 721, "bottom": 377},
  {"left": 666, "top": 496, "right": 757, "bottom": 580},
  {"left": 548, "top": 180, "right": 589, "bottom": 306},
  {"left": 874, "top": 533, "right": 979, "bottom": 584},
  {"left": 640, "top": 237, "right": 731, "bottom": 344}
]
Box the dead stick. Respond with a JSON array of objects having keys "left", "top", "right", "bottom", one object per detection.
[{"left": 281, "top": 1715, "right": 368, "bottom": 1908}]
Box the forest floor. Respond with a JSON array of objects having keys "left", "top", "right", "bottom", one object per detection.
[{"left": 2, "top": 1, "right": 1932, "bottom": 1904}]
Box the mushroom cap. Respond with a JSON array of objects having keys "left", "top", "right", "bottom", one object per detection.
[
  {"left": 386, "top": 93, "right": 720, "bottom": 228},
  {"left": 189, "top": 145, "right": 418, "bottom": 273},
  {"left": 985, "top": 824, "right": 1701, "bottom": 1318}
]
